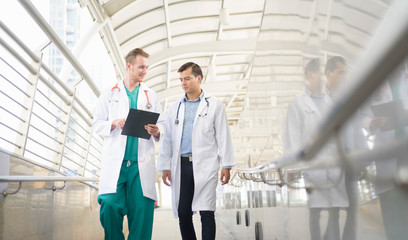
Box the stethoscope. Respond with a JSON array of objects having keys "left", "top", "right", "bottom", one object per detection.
[
  {"left": 175, "top": 97, "right": 209, "bottom": 125},
  {"left": 110, "top": 82, "right": 152, "bottom": 109}
]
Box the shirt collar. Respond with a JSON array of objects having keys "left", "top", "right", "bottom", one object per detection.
[
  {"left": 183, "top": 89, "right": 204, "bottom": 102},
  {"left": 125, "top": 83, "right": 140, "bottom": 95},
  {"left": 305, "top": 88, "right": 325, "bottom": 98}
]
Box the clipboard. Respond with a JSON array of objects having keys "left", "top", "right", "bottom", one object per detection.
[
  {"left": 370, "top": 100, "right": 408, "bottom": 132},
  {"left": 121, "top": 109, "right": 160, "bottom": 139}
]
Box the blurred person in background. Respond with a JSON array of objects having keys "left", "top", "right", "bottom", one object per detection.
[
  {"left": 361, "top": 58, "right": 408, "bottom": 240},
  {"left": 325, "top": 56, "right": 364, "bottom": 240},
  {"left": 284, "top": 58, "right": 348, "bottom": 240}
]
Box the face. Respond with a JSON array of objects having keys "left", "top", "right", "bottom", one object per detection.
[
  {"left": 306, "top": 69, "right": 324, "bottom": 94},
  {"left": 326, "top": 62, "right": 347, "bottom": 92},
  {"left": 127, "top": 55, "right": 149, "bottom": 83},
  {"left": 179, "top": 67, "right": 202, "bottom": 95}
]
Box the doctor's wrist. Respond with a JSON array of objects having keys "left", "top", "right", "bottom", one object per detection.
[
  {"left": 153, "top": 131, "right": 160, "bottom": 139},
  {"left": 110, "top": 122, "right": 117, "bottom": 130}
]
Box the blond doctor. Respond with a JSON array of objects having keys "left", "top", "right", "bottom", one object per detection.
[
  {"left": 93, "top": 48, "right": 164, "bottom": 240},
  {"left": 157, "top": 62, "right": 235, "bottom": 240}
]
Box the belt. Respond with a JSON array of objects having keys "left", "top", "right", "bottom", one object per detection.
[{"left": 181, "top": 156, "right": 192, "bottom": 162}]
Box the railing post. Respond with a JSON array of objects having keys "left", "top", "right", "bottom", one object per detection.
[
  {"left": 16, "top": 50, "right": 42, "bottom": 156},
  {"left": 81, "top": 124, "right": 94, "bottom": 176},
  {"left": 55, "top": 88, "right": 76, "bottom": 171}
]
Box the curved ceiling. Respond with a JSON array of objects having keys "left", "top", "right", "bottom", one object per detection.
[{"left": 82, "top": 0, "right": 390, "bottom": 167}]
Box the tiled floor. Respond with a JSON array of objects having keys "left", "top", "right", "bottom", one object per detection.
[
  {"left": 150, "top": 201, "right": 388, "bottom": 240},
  {"left": 152, "top": 207, "right": 237, "bottom": 240}
]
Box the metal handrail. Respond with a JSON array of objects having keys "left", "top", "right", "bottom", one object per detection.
[
  {"left": 18, "top": 0, "right": 100, "bottom": 97},
  {"left": 0, "top": 175, "right": 98, "bottom": 182},
  {"left": 0, "top": 175, "right": 99, "bottom": 196},
  {"left": 1, "top": 2, "right": 105, "bottom": 183},
  {"left": 0, "top": 148, "right": 93, "bottom": 180},
  {"left": 1, "top": 27, "right": 100, "bottom": 173},
  {"left": 0, "top": 21, "right": 40, "bottom": 63},
  {"left": 233, "top": 135, "right": 408, "bottom": 188}
]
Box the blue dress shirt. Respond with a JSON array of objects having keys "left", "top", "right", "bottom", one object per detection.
[
  {"left": 179, "top": 91, "right": 232, "bottom": 169},
  {"left": 180, "top": 91, "right": 204, "bottom": 157}
]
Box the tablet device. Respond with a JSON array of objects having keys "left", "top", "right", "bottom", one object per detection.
[
  {"left": 121, "top": 109, "right": 160, "bottom": 139},
  {"left": 370, "top": 100, "right": 408, "bottom": 131}
]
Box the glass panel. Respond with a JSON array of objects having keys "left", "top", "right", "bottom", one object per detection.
[{"left": 235, "top": 0, "right": 408, "bottom": 239}]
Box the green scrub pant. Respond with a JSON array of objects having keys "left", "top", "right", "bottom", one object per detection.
[{"left": 98, "top": 161, "right": 155, "bottom": 240}]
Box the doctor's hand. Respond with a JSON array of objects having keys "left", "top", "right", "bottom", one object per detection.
[
  {"left": 369, "top": 116, "right": 388, "bottom": 132},
  {"left": 220, "top": 168, "right": 231, "bottom": 185},
  {"left": 162, "top": 170, "right": 172, "bottom": 186},
  {"left": 111, "top": 118, "right": 126, "bottom": 130},
  {"left": 145, "top": 124, "right": 160, "bottom": 138}
]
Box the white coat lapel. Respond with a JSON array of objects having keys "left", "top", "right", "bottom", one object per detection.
[
  {"left": 138, "top": 83, "right": 147, "bottom": 110},
  {"left": 303, "top": 92, "right": 321, "bottom": 116},
  {"left": 178, "top": 100, "right": 185, "bottom": 128},
  {"left": 194, "top": 93, "right": 207, "bottom": 126},
  {"left": 175, "top": 100, "right": 185, "bottom": 154}
]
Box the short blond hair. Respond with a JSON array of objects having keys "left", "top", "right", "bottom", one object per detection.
[{"left": 125, "top": 48, "right": 149, "bottom": 63}]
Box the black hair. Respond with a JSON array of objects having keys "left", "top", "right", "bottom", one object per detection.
[
  {"left": 304, "top": 58, "right": 320, "bottom": 77},
  {"left": 177, "top": 62, "right": 203, "bottom": 78},
  {"left": 325, "top": 56, "right": 346, "bottom": 74}
]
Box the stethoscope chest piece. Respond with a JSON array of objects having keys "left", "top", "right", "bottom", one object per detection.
[{"left": 146, "top": 103, "right": 152, "bottom": 109}]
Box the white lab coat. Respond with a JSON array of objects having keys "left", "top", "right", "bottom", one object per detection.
[
  {"left": 361, "top": 82, "right": 397, "bottom": 195},
  {"left": 283, "top": 91, "right": 348, "bottom": 208},
  {"left": 157, "top": 92, "right": 235, "bottom": 218},
  {"left": 93, "top": 80, "right": 164, "bottom": 201}
]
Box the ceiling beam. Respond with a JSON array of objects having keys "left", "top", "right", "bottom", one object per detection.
[
  {"left": 323, "top": 0, "right": 334, "bottom": 62},
  {"left": 157, "top": 79, "right": 248, "bottom": 99},
  {"left": 148, "top": 38, "right": 353, "bottom": 68},
  {"left": 162, "top": 0, "right": 172, "bottom": 48},
  {"left": 216, "top": 0, "right": 225, "bottom": 40},
  {"left": 19, "top": 0, "right": 100, "bottom": 96},
  {"left": 102, "top": 0, "right": 135, "bottom": 17},
  {"left": 203, "top": 54, "right": 216, "bottom": 83},
  {"left": 149, "top": 38, "right": 257, "bottom": 67},
  {"left": 85, "top": 0, "right": 126, "bottom": 78},
  {"left": 166, "top": 60, "right": 171, "bottom": 89}
]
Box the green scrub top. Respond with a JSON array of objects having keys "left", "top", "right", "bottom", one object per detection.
[{"left": 123, "top": 84, "right": 140, "bottom": 161}]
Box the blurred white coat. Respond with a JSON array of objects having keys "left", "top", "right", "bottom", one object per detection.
[{"left": 283, "top": 91, "right": 348, "bottom": 208}]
